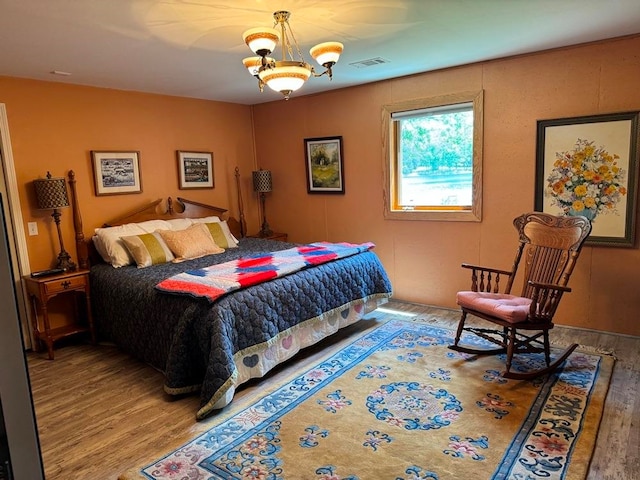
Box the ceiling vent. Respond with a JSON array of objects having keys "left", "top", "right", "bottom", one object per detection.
[{"left": 349, "top": 57, "right": 390, "bottom": 68}]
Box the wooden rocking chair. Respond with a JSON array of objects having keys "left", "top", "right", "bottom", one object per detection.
[{"left": 450, "top": 212, "right": 592, "bottom": 380}]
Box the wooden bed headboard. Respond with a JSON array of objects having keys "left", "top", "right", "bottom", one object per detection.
[{"left": 67, "top": 168, "right": 247, "bottom": 269}]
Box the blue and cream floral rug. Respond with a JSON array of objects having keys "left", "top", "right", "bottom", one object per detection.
[{"left": 120, "top": 319, "right": 613, "bottom": 480}]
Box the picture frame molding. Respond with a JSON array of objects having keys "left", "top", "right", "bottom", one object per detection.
[
  {"left": 90, "top": 150, "right": 142, "bottom": 196},
  {"left": 535, "top": 111, "right": 640, "bottom": 247},
  {"left": 304, "top": 136, "right": 345, "bottom": 194},
  {"left": 177, "top": 151, "right": 214, "bottom": 190}
]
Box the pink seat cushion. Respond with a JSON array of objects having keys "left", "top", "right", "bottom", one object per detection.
[{"left": 456, "top": 291, "right": 532, "bottom": 324}]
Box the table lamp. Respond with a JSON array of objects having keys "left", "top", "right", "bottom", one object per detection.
[
  {"left": 33, "top": 172, "right": 76, "bottom": 271},
  {"left": 252, "top": 169, "right": 273, "bottom": 237}
]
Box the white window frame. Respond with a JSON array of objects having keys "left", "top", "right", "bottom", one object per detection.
[{"left": 382, "top": 90, "right": 483, "bottom": 222}]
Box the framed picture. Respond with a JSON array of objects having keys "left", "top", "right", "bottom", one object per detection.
[
  {"left": 91, "top": 151, "right": 142, "bottom": 196},
  {"left": 535, "top": 112, "right": 639, "bottom": 247},
  {"left": 177, "top": 151, "right": 214, "bottom": 189},
  {"left": 304, "top": 136, "right": 345, "bottom": 194}
]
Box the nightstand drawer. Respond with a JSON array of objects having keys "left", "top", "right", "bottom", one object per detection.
[{"left": 43, "top": 274, "right": 87, "bottom": 295}]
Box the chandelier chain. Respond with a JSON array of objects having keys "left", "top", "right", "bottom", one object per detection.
[{"left": 281, "top": 18, "right": 306, "bottom": 64}]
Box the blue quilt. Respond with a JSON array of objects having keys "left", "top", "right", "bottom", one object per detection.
[{"left": 90, "top": 237, "right": 393, "bottom": 420}]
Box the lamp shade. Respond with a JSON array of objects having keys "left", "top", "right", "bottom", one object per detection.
[
  {"left": 243, "top": 27, "right": 280, "bottom": 56},
  {"left": 33, "top": 172, "right": 69, "bottom": 209},
  {"left": 252, "top": 170, "right": 273, "bottom": 193},
  {"left": 243, "top": 56, "right": 265, "bottom": 76},
  {"left": 258, "top": 61, "right": 312, "bottom": 96},
  {"left": 310, "top": 41, "right": 344, "bottom": 67}
]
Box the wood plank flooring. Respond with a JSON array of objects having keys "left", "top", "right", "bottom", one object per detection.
[{"left": 27, "top": 300, "right": 639, "bottom": 479}]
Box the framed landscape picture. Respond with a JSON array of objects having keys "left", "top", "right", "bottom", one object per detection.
[
  {"left": 535, "top": 111, "right": 639, "bottom": 247},
  {"left": 304, "top": 136, "right": 344, "bottom": 194},
  {"left": 91, "top": 150, "right": 142, "bottom": 196},
  {"left": 177, "top": 151, "right": 214, "bottom": 189}
]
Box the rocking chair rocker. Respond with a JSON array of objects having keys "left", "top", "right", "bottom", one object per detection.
[{"left": 450, "top": 212, "right": 592, "bottom": 380}]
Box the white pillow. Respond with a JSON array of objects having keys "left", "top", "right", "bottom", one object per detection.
[
  {"left": 93, "top": 217, "right": 234, "bottom": 266},
  {"left": 135, "top": 219, "right": 173, "bottom": 233},
  {"left": 94, "top": 223, "right": 147, "bottom": 267},
  {"left": 190, "top": 216, "right": 222, "bottom": 224},
  {"left": 165, "top": 218, "right": 194, "bottom": 231},
  {"left": 92, "top": 235, "right": 110, "bottom": 264}
]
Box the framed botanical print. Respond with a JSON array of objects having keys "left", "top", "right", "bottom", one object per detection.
[{"left": 535, "top": 112, "right": 639, "bottom": 247}]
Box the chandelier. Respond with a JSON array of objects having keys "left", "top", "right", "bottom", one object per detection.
[{"left": 242, "top": 11, "right": 343, "bottom": 100}]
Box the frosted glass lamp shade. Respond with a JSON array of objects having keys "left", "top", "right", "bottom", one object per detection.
[
  {"left": 243, "top": 56, "right": 262, "bottom": 75},
  {"left": 243, "top": 27, "right": 280, "bottom": 56},
  {"left": 259, "top": 61, "right": 312, "bottom": 98},
  {"left": 242, "top": 56, "right": 275, "bottom": 75},
  {"left": 310, "top": 42, "right": 343, "bottom": 67},
  {"left": 242, "top": 10, "right": 344, "bottom": 100}
]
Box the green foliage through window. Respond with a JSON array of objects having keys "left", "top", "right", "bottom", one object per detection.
[{"left": 383, "top": 91, "right": 483, "bottom": 222}]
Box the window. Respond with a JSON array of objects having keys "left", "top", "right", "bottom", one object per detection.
[{"left": 383, "top": 91, "right": 483, "bottom": 221}]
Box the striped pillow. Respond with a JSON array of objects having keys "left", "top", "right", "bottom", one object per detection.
[
  {"left": 204, "top": 221, "right": 238, "bottom": 248},
  {"left": 120, "top": 232, "right": 175, "bottom": 268}
]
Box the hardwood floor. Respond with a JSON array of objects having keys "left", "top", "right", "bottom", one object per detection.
[{"left": 27, "top": 300, "right": 639, "bottom": 479}]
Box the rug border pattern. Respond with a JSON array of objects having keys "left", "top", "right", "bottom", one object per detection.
[{"left": 122, "top": 319, "right": 613, "bottom": 480}]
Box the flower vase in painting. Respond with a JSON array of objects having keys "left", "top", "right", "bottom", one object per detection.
[{"left": 546, "top": 138, "right": 627, "bottom": 222}]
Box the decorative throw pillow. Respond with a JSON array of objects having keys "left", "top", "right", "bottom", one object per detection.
[
  {"left": 158, "top": 223, "right": 224, "bottom": 262},
  {"left": 94, "top": 223, "right": 147, "bottom": 267},
  {"left": 121, "top": 232, "right": 175, "bottom": 268},
  {"left": 94, "top": 220, "right": 172, "bottom": 267},
  {"left": 204, "top": 221, "right": 239, "bottom": 248}
]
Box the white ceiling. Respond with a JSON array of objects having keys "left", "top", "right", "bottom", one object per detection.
[{"left": 2, "top": 0, "right": 640, "bottom": 105}]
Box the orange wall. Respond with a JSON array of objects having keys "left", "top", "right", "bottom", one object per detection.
[
  {"left": 0, "top": 77, "right": 260, "bottom": 272},
  {"left": 2, "top": 36, "right": 639, "bottom": 337},
  {"left": 251, "top": 35, "right": 640, "bottom": 336}
]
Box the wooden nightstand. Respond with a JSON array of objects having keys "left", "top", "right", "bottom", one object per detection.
[
  {"left": 24, "top": 269, "right": 96, "bottom": 360},
  {"left": 248, "top": 232, "right": 288, "bottom": 242}
]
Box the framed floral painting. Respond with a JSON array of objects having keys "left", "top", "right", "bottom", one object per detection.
[{"left": 535, "top": 112, "right": 639, "bottom": 247}]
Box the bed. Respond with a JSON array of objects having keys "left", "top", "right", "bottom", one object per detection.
[{"left": 68, "top": 172, "right": 392, "bottom": 420}]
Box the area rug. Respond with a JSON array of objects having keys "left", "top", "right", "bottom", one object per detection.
[{"left": 120, "top": 318, "right": 613, "bottom": 480}]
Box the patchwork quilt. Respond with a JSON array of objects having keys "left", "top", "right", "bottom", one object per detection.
[{"left": 155, "top": 242, "right": 375, "bottom": 302}]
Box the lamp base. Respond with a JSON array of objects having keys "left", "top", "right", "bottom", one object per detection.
[
  {"left": 258, "top": 220, "right": 273, "bottom": 238},
  {"left": 56, "top": 250, "right": 76, "bottom": 272}
]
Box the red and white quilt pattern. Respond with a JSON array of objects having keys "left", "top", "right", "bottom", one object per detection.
[{"left": 156, "top": 241, "right": 375, "bottom": 302}]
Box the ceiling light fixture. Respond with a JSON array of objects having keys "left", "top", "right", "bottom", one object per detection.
[{"left": 242, "top": 11, "right": 343, "bottom": 100}]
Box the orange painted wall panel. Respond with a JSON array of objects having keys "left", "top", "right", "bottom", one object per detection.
[
  {"left": 0, "top": 77, "right": 259, "bottom": 271},
  {"left": 2, "top": 36, "right": 639, "bottom": 336},
  {"left": 252, "top": 35, "right": 640, "bottom": 336}
]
